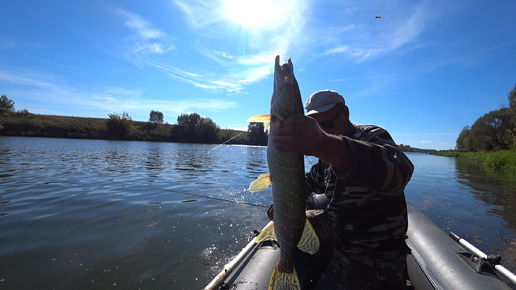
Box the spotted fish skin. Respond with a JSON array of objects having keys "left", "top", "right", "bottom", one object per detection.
[
  {"left": 250, "top": 56, "right": 319, "bottom": 290},
  {"left": 268, "top": 55, "right": 306, "bottom": 275}
]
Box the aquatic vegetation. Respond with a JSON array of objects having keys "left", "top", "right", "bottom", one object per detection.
[{"left": 436, "top": 149, "right": 516, "bottom": 172}]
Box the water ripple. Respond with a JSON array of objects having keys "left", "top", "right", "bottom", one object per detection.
[{"left": 1, "top": 138, "right": 516, "bottom": 288}]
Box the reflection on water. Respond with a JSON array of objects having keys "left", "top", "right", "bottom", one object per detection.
[
  {"left": 144, "top": 144, "right": 166, "bottom": 174},
  {"left": 455, "top": 157, "right": 516, "bottom": 232},
  {"left": 405, "top": 153, "right": 516, "bottom": 272},
  {"left": 1, "top": 138, "right": 516, "bottom": 289},
  {"left": 245, "top": 145, "right": 268, "bottom": 174},
  {"left": 0, "top": 137, "right": 273, "bottom": 289}
]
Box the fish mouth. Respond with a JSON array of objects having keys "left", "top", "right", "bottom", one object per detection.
[
  {"left": 276, "top": 55, "right": 292, "bottom": 74},
  {"left": 273, "top": 55, "right": 295, "bottom": 93},
  {"left": 270, "top": 55, "right": 300, "bottom": 120}
]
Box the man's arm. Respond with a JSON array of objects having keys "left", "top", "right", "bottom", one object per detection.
[
  {"left": 272, "top": 115, "right": 352, "bottom": 174},
  {"left": 273, "top": 116, "right": 413, "bottom": 194},
  {"left": 344, "top": 133, "right": 414, "bottom": 193}
]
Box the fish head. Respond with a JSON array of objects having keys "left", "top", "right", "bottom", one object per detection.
[{"left": 271, "top": 55, "right": 303, "bottom": 119}]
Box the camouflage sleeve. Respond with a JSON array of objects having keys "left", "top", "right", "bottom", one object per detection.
[
  {"left": 304, "top": 160, "right": 327, "bottom": 196},
  {"left": 343, "top": 126, "right": 414, "bottom": 194}
]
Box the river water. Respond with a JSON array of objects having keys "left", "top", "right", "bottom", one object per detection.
[{"left": 1, "top": 136, "right": 515, "bottom": 289}]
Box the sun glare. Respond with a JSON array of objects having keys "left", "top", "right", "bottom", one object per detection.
[{"left": 224, "top": 0, "right": 284, "bottom": 28}]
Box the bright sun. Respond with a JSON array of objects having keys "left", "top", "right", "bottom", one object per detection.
[{"left": 224, "top": 0, "right": 284, "bottom": 28}]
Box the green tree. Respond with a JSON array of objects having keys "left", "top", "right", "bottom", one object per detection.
[
  {"left": 471, "top": 108, "right": 512, "bottom": 150},
  {"left": 106, "top": 112, "right": 133, "bottom": 139},
  {"left": 175, "top": 113, "right": 220, "bottom": 143},
  {"left": 458, "top": 83, "right": 516, "bottom": 151},
  {"left": 456, "top": 126, "right": 474, "bottom": 151},
  {"left": 198, "top": 117, "right": 220, "bottom": 143},
  {"left": 248, "top": 122, "right": 268, "bottom": 146},
  {"left": 177, "top": 113, "right": 201, "bottom": 130},
  {"left": 16, "top": 109, "right": 30, "bottom": 116},
  {"left": 149, "top": 110, "right": 164, "bottom": 124},
  {"left": 0, "top": 95, "right": 15, "bottom": 115},
  {"left": 508, "top": 83, "right": 516, "bottom": 147},
  {"left": 509, "top": 83, "right": 516, "bottom": 113}
]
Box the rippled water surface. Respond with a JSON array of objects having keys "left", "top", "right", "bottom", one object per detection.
[{"left": 1, "top": 137, "right": 516, "bottom": 289}]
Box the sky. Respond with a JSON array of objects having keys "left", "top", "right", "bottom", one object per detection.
[{"left": 1, "top": 0, "right": 515, "bottom": 150}]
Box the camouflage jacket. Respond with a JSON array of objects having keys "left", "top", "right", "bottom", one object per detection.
[{"left": 305, "top": 125, "right": 414, "bottom": 248}]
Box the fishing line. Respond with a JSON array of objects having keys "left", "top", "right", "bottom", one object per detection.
[
  {"left": 202, "top": 129, "right": 315, "bottom": 208},
  {"left": 208, "top": 131, "right": 246, "bottom": 154},
  {"left": 164, "top": 188, "right": 269, "bottom": 208}
]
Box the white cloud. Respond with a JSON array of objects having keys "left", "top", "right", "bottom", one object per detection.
[
  {"left": 163, "top": 0, "right": 308, "bottom": 92},
  {"left": 0, "top": 69, "right": 237, "bottom": 119},
  {"left": 119, "top": 10, "right": 164, "bottom": 40},
  {"left": 117, "top": 9, "right": 175, "bottom": 55},
  {"left": 115, "top": 1, "right": 427, "bottom": 95},
  {"left": 317, "top": 4, "right": 426, "bottom": 62}
]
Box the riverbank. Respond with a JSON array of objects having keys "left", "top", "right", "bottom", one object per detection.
[
  {"left": 0, "top": 112, "right": 252, "bottom": 144},
  {"left": 435, "top": 149, "right": 516, "bottom": 172}
]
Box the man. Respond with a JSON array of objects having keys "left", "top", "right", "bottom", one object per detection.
[{"left": 271, "top": 89, "right": 414, "bottom": 289}]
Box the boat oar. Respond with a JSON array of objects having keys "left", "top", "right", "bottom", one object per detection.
[
  {"left": 204, "top": 221, "right": 274, "bottom": 290},
  {"left": 449, "top": 231, "right": 516, "bottom": 285}
]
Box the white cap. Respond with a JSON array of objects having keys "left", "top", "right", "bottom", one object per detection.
[{"left": 304, "top": 90, "right": 345, "bottom": 115}]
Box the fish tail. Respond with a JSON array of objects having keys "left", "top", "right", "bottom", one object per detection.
[
  {"left": 269, "top": 263, "right": 301, "bottom": 290},
  {"left": 297, "top": 218, "right": 320, "bottom": 254},
  {"left": 255, "top": 221, "right": 277, "bottom": 243}
]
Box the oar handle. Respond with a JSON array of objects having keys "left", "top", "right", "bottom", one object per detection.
[
  {"left": 449, "top": 232, "right": 488, "bottom": 259},
  {"left": 450, "top": 231, "right": 516, "bottom": 285}
]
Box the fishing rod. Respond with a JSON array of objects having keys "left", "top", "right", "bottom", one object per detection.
[{"left": 449, "top": 232, "right": 516, "bottom": 285}]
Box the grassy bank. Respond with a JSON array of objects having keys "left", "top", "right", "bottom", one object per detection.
[
  {"left": 0, "top": 113, "right": 251, "bottom": 144},
  {"left": 435, "top": 149, "right": 516, "bottom": 171}
]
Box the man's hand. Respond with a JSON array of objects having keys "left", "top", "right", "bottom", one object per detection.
[
  {"left": 272, "top": 115, "right": 326, "bottom": 156},
  {"left": 273, "top": 115, "right": 352, "bottom": 174}
]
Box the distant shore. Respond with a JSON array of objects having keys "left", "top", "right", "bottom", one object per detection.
[
  {"left": 2, "top": 112, "right": 515, "bottom": 172},
  {"left": 0, "top": 112, "right": 253, "bottom": 145}
]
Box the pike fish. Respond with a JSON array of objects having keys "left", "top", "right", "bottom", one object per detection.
[{"left": 248, "top": 56, "right": 319, "bottom": 290}]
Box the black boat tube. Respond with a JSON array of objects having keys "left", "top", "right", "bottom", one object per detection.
[
  {"left": 406, "top": 208, "right": 512, "bottom": 290},
  {"left": 207, "top": 210, "right": 515, "bottom": 289}
]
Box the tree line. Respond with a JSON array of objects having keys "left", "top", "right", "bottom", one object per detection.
[
  {"left": 6, "top": 88, "right": 516, "bottom": 152},
  {"left": 455, "top": 84, "right": 516, "bottom": 152},
  {"left": 105, "top": 111, "right": 267, "bottom": 145},
  {"left": 0, "top": 95, "right": 268, "bottom": 145}
]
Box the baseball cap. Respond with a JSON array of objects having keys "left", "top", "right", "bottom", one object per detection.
[{"left": 304, "top": 90, "right": 345, "bottom": 115}]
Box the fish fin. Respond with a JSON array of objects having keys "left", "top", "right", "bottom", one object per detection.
[
  {"left": 297, "top": 218, "right": 320, "bottom": 254},
  {"left": 269, "top": 263, "right": 301, "bottom": 290},
  {"left": 247, "top": 115, "right": 271, "bottom": 132},
  {"left": 255, "top": 221, "right": 277, "bottom": 243},
  {"left": 247, "top": 115, "right": 271, "bottom": 122},
  {"left": 248, "top": 173, "right": 272, "bottom": 192},
  {"left": 263, "top": 122, "right": 270, "bottom": 133}
]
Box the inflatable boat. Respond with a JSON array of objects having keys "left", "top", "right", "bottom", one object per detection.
[{"left": 205, "top": 208, "right": 516, "bottom": 289}]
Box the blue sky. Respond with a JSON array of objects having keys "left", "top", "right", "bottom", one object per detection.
[{"left": 1, "top": 0, "right": 515, "bottom": 150}]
